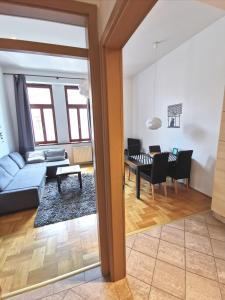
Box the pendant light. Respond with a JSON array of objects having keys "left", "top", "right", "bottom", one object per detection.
[{"left": 145, "top": 41, "right": 162, "bottom": 130}]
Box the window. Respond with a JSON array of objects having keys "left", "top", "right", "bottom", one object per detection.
[
  {"left": 27, "top": 84, "right": 57, "bottom": 144},
  {"left": 65, "top": 86, "right": 90, "bottom": 142}
]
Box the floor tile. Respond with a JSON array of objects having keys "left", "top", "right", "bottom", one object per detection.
[
  {"left": 215, "top": 258, "right": 225, "bottom": 284},
  {"left": 126, "top": 234, "right": 136, "bottom": 248},
  {"left": 186, "top": 248, "right": 217, "bottom": 280},
  {"left": 205, "top": 212, "right": 225, "bottom": 226},
  {"left": 72, "top": 277, "right": 118, "bottom": 299},
  {"left": 157, "top": 240, "right": 185, "bottom": 269},
  {"left": 167, "top": 219, "right": 185, "bottom": 231},
  {"left": 8, "top": 284, "right": 54, "bottom": 300},
  {"left": 185, "top": 219, "right": 209, "bottom": 237},
  {"left": 187, "top": 213, "right": 206, "bottom": 223},
  {"left": 161, "top": 225, "right": 184, "bottom": 247},
  {"left": 186, "top": 272, "right": 221, "bottom": 300},
  {"left": 152, "top": 260, "right": 185, "bottom": 299},
  {"left": 127, "top": 249, "right": 156, "bottom": 285},
  {"left": 220, "top": 283, "right": 225, "bottom": 300},
  {"left": 133, "top": 234, "right": 159, "bottom": 258},
  {"left": 149, "top": 287, "right": 180, "bottom": 300},
  {"left": 126, "top": 247, "right": 131, "bottom": 261},
  {"left": 84, "top": 266, "right": 102, "bottom": 282},
  {"left": 116, "top": 275, "right": 150, "bottom": 300},
  {"left": 208, "top": 225, "right": 225, "bottom": 242},
  {"left": 63, "top": 289, "right": 88, "bottom": 299},
  {"left": 143, "top": 226, "right": 162, "bottom": 238},
  {"left": 53, "top": 272, "right": 85, "bottom": 293},
  {"left": 211, "top": 239, "right": 225, "bottom": 260},
  {"left": 185, "top": 231, "right": 213, "bottom": 255},
  {"left": 41, "top": 291, "right": 74, "bottom": 300}
]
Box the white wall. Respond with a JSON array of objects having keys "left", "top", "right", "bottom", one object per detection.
[
  {"left": 0, "top": 68, "right": 17, "bottom": 157},
  {"left": 124, "top": 17, "right": 225, "bottom": 196},
  {"left": 2, "top": 71, "right": 91, "bottom": 163}
]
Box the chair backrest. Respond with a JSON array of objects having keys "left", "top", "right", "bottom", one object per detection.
[
  {"left": 174, "top": 150, "right": 193, "bottom": 179},
  {"left": 127, "top": 138, "right": 141, "bottom": 156},
  {"left": 149, "top": 145, "right": 161, "bottom": 153},
  {"left": 151, "top": 152, "right": 169, "bottom": 184}
]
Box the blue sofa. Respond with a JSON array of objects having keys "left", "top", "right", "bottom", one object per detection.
[{"left": 0, "top": 150, "right": 69, "bottom": 215}]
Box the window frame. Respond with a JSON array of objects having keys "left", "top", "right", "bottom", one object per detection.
[
  {"left": 27, "top": 83, "right": 58, "bottom": 145},
  {"left": 65, "top": 85, "right": 91, "bottom": 143}
]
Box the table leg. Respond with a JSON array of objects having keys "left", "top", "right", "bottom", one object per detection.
[
  {"left": 78, "top": 172, "right": 82, "bottom": 189},
  {"left": 136, "top": 168, "right": 140, "bottom": 199},
  {"left": 57, "top": 175, "right": 61, "bottom": 193}
]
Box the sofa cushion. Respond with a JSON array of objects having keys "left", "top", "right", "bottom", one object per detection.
[
  {"left": 26, "top": 151, "right": 45, "bottom": 164},
  {"left": 0, "top": 155, "right": 20, "bottom": 176},
  {"left": 45, "top": 148, "right": 65, "bottom": 162},
  {"left": 4, "top": 166, "right": 46, "bottom": 191},
  {"left": 9, "top": 152, "right": 25, "bottom": 168},
  {"left": 0, "top": 166, "right": 13, "bottom": 191}
]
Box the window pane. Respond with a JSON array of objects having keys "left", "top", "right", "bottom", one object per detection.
[
  {"left": 80, "top": 108, "right": 89, "bottom": 140},
  {"left": 28, "top": 87, "right": 52, "bottom": 104},
  {"left": 43, "top": 109, "right": 56, "bottom": 141},
  {"left": 67, "top": 88, "right": 87, "bottom": 105},
  {"left": 69, "top": 108, "right": 79, "bottom": 140},
  {"left": 31, "top": 109, "right": 44, "bottom": 142}
]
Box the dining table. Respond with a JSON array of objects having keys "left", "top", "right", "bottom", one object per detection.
[{"left": 124, "top": 153, "right": 177, "bottom": 199}]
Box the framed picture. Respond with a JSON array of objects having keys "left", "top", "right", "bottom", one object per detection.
[{"left": 168, "top": 103, "right": 182, "bottom": 128}]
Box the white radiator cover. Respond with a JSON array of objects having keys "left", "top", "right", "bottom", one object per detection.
[{"left": 73, "top": 145, "right": 93, "bottom": 164}]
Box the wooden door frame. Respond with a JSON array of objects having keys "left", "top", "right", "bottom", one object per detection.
[
  {"left": 100, "top": 0, "right": 158, "bottom": 280},
  {"left": 0, "top": 0, "right": 110, "bottom": 278},
  {"left": 0, "top": 0, "right": 158, "bottom": 282}
]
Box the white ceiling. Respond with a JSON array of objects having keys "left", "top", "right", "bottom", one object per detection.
[
  {"left": 0, "top": 51, "right": 88, "bottom": 74},
  {"left": 123, "top": 0, "right": 225, "bottom": 77}
]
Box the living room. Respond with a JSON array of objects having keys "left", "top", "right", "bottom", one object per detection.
[{"left": 0, "top": 14, "right": 99, "bottom": 297}]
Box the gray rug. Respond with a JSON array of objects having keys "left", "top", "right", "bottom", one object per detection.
[{"left": 34, "top": 173, "right": 96, "bottom": 227}]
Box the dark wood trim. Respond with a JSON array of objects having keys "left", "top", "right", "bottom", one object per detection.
[
  {"left": 27, "top": 83, "right": 58, "bottom": 144},
  {"left": 0, "top": 38, "right": 89, "bottom": 59}
]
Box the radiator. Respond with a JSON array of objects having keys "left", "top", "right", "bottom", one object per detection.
[{"left": 73, "top": 145, "right": 93, "bottom": 164}]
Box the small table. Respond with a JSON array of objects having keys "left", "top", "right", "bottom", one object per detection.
[{"left": 56, "top": 165, "right": 82, "bottom": 193}]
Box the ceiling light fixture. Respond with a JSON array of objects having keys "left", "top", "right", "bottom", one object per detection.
[{"left": 145, "top": 41, "right": 162, "bottom": 130}]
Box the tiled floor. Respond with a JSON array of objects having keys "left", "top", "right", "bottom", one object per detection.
[{"left": 6, "top": 210, "right": 225, "bottom": 300}]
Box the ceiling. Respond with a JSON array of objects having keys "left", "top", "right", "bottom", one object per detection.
[
  {"left": 123, "top": 0, "right": 225, "bottom": 77},
  {"left": 0, "top": 51, "right": 88, "bottom": 74}
]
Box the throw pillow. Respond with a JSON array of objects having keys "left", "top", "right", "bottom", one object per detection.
[
  {"left": 0, "top": 155, "right": 20, "bottom": 176},
  {"left": 26, "top": 151, "right": 45, "bottom": 164},
  {"left": 9, "top": 152, "right": 25, "bottom": 168},
  {"left": 45, "top": 148, "right": 65, "bottom": 162},
  {"left": 0, "top": 166, "right": 13, "bottom": 191}
]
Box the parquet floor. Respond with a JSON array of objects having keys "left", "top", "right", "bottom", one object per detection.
[
  {"left": 125, "top": 168, "right": 212, "bottom": 233},
  {"left": 0, "top": 165, "right": 212, "bottom": 297}
]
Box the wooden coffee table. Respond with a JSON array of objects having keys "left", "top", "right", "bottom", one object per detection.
[{"left": 56, "top": 165, "right": 82, "bottom": 193}]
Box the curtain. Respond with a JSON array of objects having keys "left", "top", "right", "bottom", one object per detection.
[{"left": 14, "top": 74, "right": 35, "bottom": 154}]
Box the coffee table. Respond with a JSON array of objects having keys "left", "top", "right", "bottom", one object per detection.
[{"left": 56, "top": 165, "right": 82, "bottom": 193}]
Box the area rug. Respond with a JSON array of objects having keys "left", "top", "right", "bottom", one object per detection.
[{"left": 34, "top": 173, "right": 96, "bottom": 227}]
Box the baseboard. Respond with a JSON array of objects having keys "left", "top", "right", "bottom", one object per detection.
[{"left": 2, "top": 262, "right": 100, "bottom": 299}]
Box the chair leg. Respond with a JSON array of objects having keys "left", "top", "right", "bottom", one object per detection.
[
  {"left": 151, "top": 184, "right": 155, "bottom": 201},
  {"left": 163, "top": 182, "right": 167, "bottom": 197},
  {"left": 186, "top": 178, "right": 189, "bottom": 189},
  {"left": 174, "top": 180, "right": 178, "bottom": 194}
]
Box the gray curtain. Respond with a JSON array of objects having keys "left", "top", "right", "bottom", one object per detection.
[{"left": 14, "top": 74, "right": 35, "bottom": 154}]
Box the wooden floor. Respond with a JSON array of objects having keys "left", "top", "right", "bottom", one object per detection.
[
  {"left": 0, "top": 165, "right": 211, "bottom": 296},
  {"left": 125, "top": 168, "right": 212, "bottom": 233}
]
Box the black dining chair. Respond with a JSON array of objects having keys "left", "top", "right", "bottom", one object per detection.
[
  {"left": 167, "top": 150, "right": 193, "bottom": 194},
  {"left": 127, "top": 138, "right": 141, "bottom": 180},
  {"left": 149, "top": 145, "right": 161, "bottom": 155},
  {"left": 140, "top": 152, "right": 169, "bottom": 200}
]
